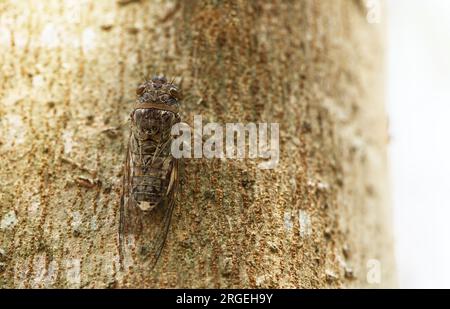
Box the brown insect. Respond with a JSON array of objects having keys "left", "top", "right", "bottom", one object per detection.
[{"left": 119, "top": 76, "right": 181, "bottom": 270}]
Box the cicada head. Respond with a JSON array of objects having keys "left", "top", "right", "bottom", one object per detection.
[{"left": 136, "top": 76, "right": 182, "bottom": 109}]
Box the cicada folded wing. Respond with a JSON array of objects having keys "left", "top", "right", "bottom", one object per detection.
[{"left": 119, "top": 137, "right": 179, "bottom": 271}]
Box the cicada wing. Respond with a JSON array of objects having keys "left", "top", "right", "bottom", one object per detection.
[
  {"left": 119, "top": 135, "right": 137, "bottom": 266},
  {"left": 119, "top": 136, "right": 179, "bottom": 271},
  {"left": 119, "top": 134, "right": 146, "bottom": 266},
  {"left": 143, "top": 158, "right": 178, "bottom": 270}
]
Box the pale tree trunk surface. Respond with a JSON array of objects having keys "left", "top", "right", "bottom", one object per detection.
[{"left": 0, "top": 0, "right": 395, "bottom": 288}]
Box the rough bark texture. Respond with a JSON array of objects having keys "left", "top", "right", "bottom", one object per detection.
[{"left": 0, "top": 0, "right": 395, "bottom": 288}]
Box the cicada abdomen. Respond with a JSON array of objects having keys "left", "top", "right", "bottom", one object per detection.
[{"left": 119, "top": 76, "right": 181, "bottom": 270}]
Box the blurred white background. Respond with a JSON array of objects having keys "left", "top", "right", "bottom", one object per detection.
[{"left": 387, "top": 0, "right": 450, "bottom": 288}]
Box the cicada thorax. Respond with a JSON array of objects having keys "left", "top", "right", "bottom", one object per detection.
[{"left": 130, "top": 108, "right": 181, "bottom": 211}]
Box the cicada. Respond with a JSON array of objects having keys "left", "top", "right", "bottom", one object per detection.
[{"left": 119, "top": 76, "right": 181, "bottom": 270}]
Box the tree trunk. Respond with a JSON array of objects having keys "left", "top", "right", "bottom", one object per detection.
[{"left": 0, "top": 0, "right": 395, "bottom": 288}]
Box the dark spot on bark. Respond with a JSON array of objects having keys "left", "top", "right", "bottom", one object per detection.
[
  {"left": 302, "top": 121, "right": 312, "bottom": 133},
  {"left": 100, "top": 24, "right": 114, "bottom": 31},
  {"left": 73, "top": 229, "right": 81, "bottom": 237},
  {"left": 203, "top": 190, "right": 215, "bottom": 201},
  {"left": 139, "top": 245, "right": 150, "bottom": 257}
]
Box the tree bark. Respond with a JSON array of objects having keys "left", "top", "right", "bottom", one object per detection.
[{"left": 0, "top": 0, "right": 395, "bottom": 288}]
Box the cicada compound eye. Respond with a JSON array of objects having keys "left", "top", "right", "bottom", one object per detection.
[
  {"left": 169, "top": 87, "right": 180, "bottom": 100},
  {"left": 136, "top": 84, "right": 146, "bottom": 96}
]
